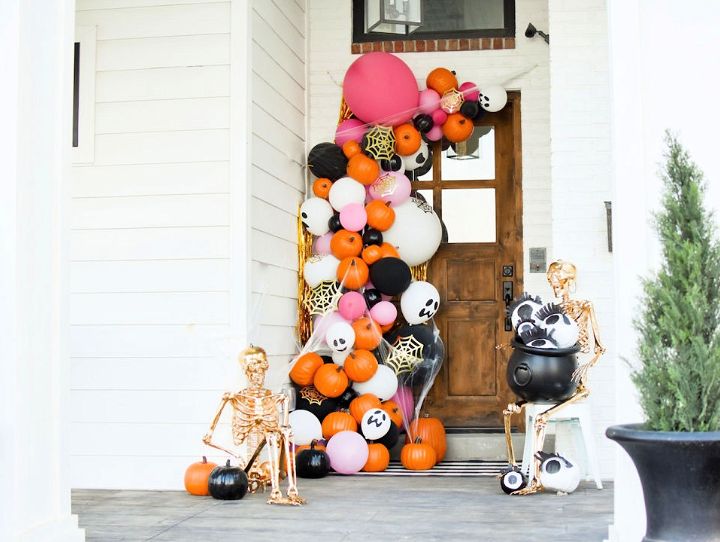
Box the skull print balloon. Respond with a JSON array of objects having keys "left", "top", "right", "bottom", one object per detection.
[
  {"left": 326, "top": 322, "right": 355, "bottom": 354},
  {"left": 300, "top": 197, "right": 334, "bottom": 236},
  {"left": 401, "top": 281, "right": 440, "bottom": 324},
  {"left": 478, "top": 85, "right": 508, "bottom": 113},
  {"left": 360, "top": 408, "right": 392, "bottom": 440}
]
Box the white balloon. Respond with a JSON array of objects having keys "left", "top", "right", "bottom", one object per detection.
[
  {"left": 300, "top": 197, "right": 333, "bottom": 236},
  {"left": 329, "top": 177, "right": 366, "bottom": 212},
  {"left": 325, "top": 322, "right": 355, "bottom": 353},
  {"left": 353, "top": 364, "right": 398, "bottom": 400},
  {"left": 289, "top": 409, "right": 322, "bottom": 445},
  {"left": 478, "top": 85, "right": 508, "bottom": 113},
  {"left": 360, "top": 408, "right": 392, "bottom": 440},
  {"left": 304, "top": 254, "right": 340, "bottom": 288},
  {"left": 401, "top": 281, "right": 440, "bottom": 324},
  {"left": 382, "top": 197, "right": 442, "bottom": 266},
  {"left": 539, "top": 453, "right": 580, "bottom": 494},
  {"left": 402, "top": 140, "right": 429, "bottom": 171}
]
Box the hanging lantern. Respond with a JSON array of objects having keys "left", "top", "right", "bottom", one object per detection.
[
  {"left": 447, "top": 126, "right": 492, "bottom": 161},
  {"left": 365, "top": 0, "right": 423, "bottom": 35}
]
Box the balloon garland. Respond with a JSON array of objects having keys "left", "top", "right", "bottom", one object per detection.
[{"left": 291, "top": 52, "right": 509, "bottom": 475}]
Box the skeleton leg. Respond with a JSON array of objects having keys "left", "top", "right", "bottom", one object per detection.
[
  {"left": 503, "top": 402, "right": 525, "bottom": 466},
  {"left": 264, "top": 432, "right": 284, "bottom": 504},
  {"left": 280, "top": 426, "right": 305, "bottom": 505}
]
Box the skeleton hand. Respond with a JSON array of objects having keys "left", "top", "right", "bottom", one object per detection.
[
  {"left": 202, "top": 433, "right": 212, "bottom": 445},
  {"left": 535, "top": 414, "right": 548, "bottom": 432},
  {"left": 503, "top": 403, "right": 523, "bottom": 416}
]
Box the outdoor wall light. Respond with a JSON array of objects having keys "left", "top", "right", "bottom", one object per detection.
[
  {"left": 365, "top": 0, "right": 423, "bottom": 35},
  {"left": 525, "top": 23, "right": 549, "bottom": 44}
]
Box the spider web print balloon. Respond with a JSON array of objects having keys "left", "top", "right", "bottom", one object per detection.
[{"left": 363, "top": 126, "right": 396, "bottom": 160}]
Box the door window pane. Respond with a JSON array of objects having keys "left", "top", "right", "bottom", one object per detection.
[
  {"left": 441, "top": 126, "right": 495, "bottom": 180},
  {"left": 442, "top": 188, "right": 496, "bottom": 243}
]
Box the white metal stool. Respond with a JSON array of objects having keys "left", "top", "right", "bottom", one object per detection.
[{"left": 521, "top": 402, "right": 603, "bottom": 489}]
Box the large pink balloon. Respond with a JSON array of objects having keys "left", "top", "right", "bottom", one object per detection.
[
  {"left": 335, "top": 118, "right": 367, "bottom": 147},
  {"left": 392, "top": 386, "right": 415, "bottom": 427},
  {"left": 338, "top": 291, "right": 366, "bottom": 321},
  {"left": 326, "top": 431, "right": 369, "bottom": 474},
  {"left": 368, "top": 171, "right": 411, "bottom": 206},
  {"left": 343, "top": 52, "right": 419, "bottom": 126}
]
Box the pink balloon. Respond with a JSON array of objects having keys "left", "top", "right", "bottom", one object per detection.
[
  {"left": 313, "top": 232, "right": 333, "bottom": 255},
  {"left": 343, "top": 52, "right": 419, "bottom": 126},
  {"left": 335, "top": 118, "right": 367, "bottom": 147},
  {"left": 338, "top": 291, "right": 366, "bottom": 321},
  {"left": 368, "top": 171, "right": 411, "bottom": 206},
  {"left": 459, "top": 82, "right": 480, "bottom": 102},
  {"left": 392, "top": 386, "right": 415, "bottom": 427},
  {"left": 369, "top": 301, "right": 396, "bottom": 326},
  {"left": 418, "top": 88, "right": 441, "bottom": 114},
  {"left": 431, "top": 109, "right": 448, "bottom": 126},
  {"left": 326, "top": 431, "right": 369, "bottom": 474},
  {"left": 425, "top": 125, "right": 443, "bottom": 141},
  {"left": 339, "top": 202, "right": 367, "bottom": 232}
]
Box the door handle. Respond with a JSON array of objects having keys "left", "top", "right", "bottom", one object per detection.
[{"left": 503, "top": 280, "right": 514, "bottom": 331}]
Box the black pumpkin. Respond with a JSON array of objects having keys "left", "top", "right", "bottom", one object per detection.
[
  {"left": 296, "top": 440, "right": 331, "bottom": 479},
  {"left": 362, "top": 229, "right": 384, "bottom": 247},
  {"left": 375, "top": 421, "right": 399, "bottom": 449},
  {"left": 208, "top": 460, "right": 249, "bottom": 500},
  {"left": 295, "top": 385, "right": 339, "bottom": 421}
]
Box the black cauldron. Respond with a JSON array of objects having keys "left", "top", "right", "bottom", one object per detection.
[{"left": 506, "top": 339, "right": 580, "bottom": 402}]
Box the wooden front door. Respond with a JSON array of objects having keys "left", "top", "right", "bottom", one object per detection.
[{"left": 413, "top": 92, "right": 522, "bottom": 428}]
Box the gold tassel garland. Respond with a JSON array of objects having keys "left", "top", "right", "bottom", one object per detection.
[{"left": 296, "top": 206, "right": 314, "bottom": 345}]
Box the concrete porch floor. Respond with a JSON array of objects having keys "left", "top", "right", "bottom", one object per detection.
[{"left": 72, "top": 477, "right": 613, "bottom": 541}]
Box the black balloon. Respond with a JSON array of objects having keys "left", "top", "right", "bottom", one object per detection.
[
  {"left": 295, "top": 385, "right": 338, "bottom": 421},
  {"left": 307, "top": 142, "right": 348, "bottom": 181},
  {"left": 380, "top": 154, "right": 404, "bottom": 172},
  {"left": 362, "top": 229, "right": 384, "bottom": 246},
  {"left": 370, "top": 257, "right": 412, "bottom": 296},
  {"left": 472, "top": 107, "right": 486, "bottom": 122},
  {"left": 296, "top": 442, "right": 331, "bottom": 479},
  {"left": 208, "top": 460, "right": 249, "bottom": 500},
  {"left": 336, "top": 387, "right": 358, "bottom": 408},
  {"left": 460, "top": 100, "right": 480, "bottom": 119},
  {"left": 413, "top": 114, "right": 434, "bottom": 134},
  {"left": 363, "top": 288, "right": 383, "bottom": 310},
  {"left": 375, "top": 424, "right": 399, "bottom": 449},
  {"left": 328, "top": 214, "right": 342, "bottom": 233},
  {"left": 441, "top": 137, "right": 451, "bottom": 151},
  {"left": 321, "top": 355, "right": 334, "bottom": 364}
]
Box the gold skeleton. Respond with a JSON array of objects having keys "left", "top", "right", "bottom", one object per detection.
[
  {"left": 202, "top": 346, "right": 305, "bottom": 505},
  {"left": 502, "top": 260, "right": 606, "bottom": 495}
]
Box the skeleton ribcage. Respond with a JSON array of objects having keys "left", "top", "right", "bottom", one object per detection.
[{"left": 562, "top": 300, "right": 592, "bottom": 354}]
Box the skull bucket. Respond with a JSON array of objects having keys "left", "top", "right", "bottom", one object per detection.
[{"left": 506, "top": 339, "right": 580, "bottom": 402}]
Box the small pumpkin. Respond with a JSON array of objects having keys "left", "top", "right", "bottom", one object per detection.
[
  {"left": 330, "top": 230, "right": 363, "bottom": 260},
  {"left": 337, "top": 257, "right": 369, "bottom": 290},
  {"left": 289, "top": 352, "right": 324, "bottom": 386},
  {"left": 442, "top": 113, "right": 474, "bottom": 143},
  {"left": 349, "top": 393, "right": 382, "bottom": 424},
  {"left": 407, "top": 417, "right": 447, "bottom": 462},
  {"left": 380, "top": 322, "right": 394, "bottom": 333},
  {"left": 347, "top": 153, "right": 380, "bottom": 186},
  {"left": 352, "top": 317, "right": 383, "bottom": 350},
  {"left": 365, "top": 200, "right": 396, "bottom": 232},
  {"left": 426, "top": 67, "right": 458, "bottom": 96},
  {"left": 381, "top": 400, "right": 404, "bottom": 428},
  {"left": 313, "top": 363, "right": 349, "bottom": 398},
  {"left": 362, "top": 244, "right": 383, "bottom": 266},
  {"left": 393, "top": 123, "right": 422, "bottom": 156},
  {"left": 296, "top": 440, "right": 331, "bottom": 478},
  {"left": 184, "top": 456, "right": 218, "bottom": 496},
  {"left": 208, "top": 459, "right": 249, "bottom": 500},
  {"left": 363, "top": 443, "right": 391, "bottom": 472},
  {"left": 342, "top": 140, "right": 362, "bottom": 159},
  {"left": 379, "top": 242, "right": 400, "bottom": 259},
  {"left": 321, "top": 410, "right": 358, "bottom": 439},
  {"left": 313, "top": 178, "right": 332, "bottom": 199},
  {"left": 295, "top": 440, "right": 327, "bottom": 455},
  {"left": 401, "top": 439, "right": 437, "bottom": 471},
  {"left": 344, "top": 349, "right": 378, "bottom": 383}
]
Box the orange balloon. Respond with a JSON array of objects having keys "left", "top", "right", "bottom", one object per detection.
[
  {"left": 379, "top": 242, "right": 400, "bottom": 259},
  {"left": 337, "top": 257, "right": 369, "bottom": 290},
  {"left": 342, "top": 140, "right": 362, "bottom": 159},
  {"left": 394, "top": 124, "right": 422, "bottom": 156},
  {"left": 331, "top": 230, "right": 363, "bottom": 259},
  {"left": 313, "top": 178, "right": 332, "bottom": 199},
  {"left": 347, "top": 154, "right": 380, "bottom": 186},
  {"left": 362, "top": 245, "right": 383, "bottom": 266}
]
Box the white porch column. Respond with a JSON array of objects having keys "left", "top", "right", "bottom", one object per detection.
[{"left": 0, "top": 0, "right": 84, "bottom": 540}]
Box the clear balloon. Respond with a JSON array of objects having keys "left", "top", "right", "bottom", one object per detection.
[{"left": 382, "top": 197, "right": 442, "bottom": 266}]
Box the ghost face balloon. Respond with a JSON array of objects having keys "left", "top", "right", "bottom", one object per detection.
[
  {"left": 325, "top": 322, "right": 355, "bottom": 354},
  {"left": 401, "top": 281, "right": 440, "bottom": 324},
  {"left": 360, "top": 408, "right": 392, "bottom": 440},
  {"left": 478, "top": 85, "right": 508, "bottom": 113},
  {"left": 301, "top": 197, "right": 334, "bottom": 236}
]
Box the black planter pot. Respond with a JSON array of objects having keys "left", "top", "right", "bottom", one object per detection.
[
  {"left": 606, "top": 423, "right": 720, "bottom": 541},
  {"left": 506, "top": 339, "right": 579, "bottom": 402}
]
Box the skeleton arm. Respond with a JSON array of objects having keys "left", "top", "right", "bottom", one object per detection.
[
  {"left": 202, "top": 392, "right": 241, "bottom": 458},
  {"left": 572, "top": 301, "right": 606, "bottom": 384},
  {"left": 277, "top": 394, "right": 290, "bottom": 427}
]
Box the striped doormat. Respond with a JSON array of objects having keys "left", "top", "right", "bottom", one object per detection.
[{"left": 331, "top": 460, "right": 506, "bottom": 477}]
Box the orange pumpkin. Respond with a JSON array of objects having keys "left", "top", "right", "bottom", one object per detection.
[
  {"left": 426, "top": 67, "right": 458, "bottom": 96},
  {"left": 289, "top": 352, "right": 324, "bottom": 386},
  {"left": 352, "top": 317, "right": 383, "bottom": 350},
  {"left": 347, "top": 154, "right": 380, "bottom": 186},
  {"left": 407, "top": 417, "right": 447, "bottom": 462},
  {"left": 331, "top": 230, "right": 363, "bottom": 259},
  {"left": 381, "top": 400, "right": 404, "bottom": 428},
  {"left": 342, "top": 140, "right": 362, "bottom": 159},
  {"left": 321, "top": 410, "right": 357, "bottom": 439},
  {"left": 313, "top": 363, "right": 349, "bottom": 398},
  {"left": 380, "top": 322, "right": 394, "bottom": 333},
  {"left": 349, "top": 393, "right": 382, "bottom": 424},
  {"left": 442, "top": 113, "right": 474, "bottom": 143},
  {"left": 401, "top": 439, "right": 437, "bottom": 470},
  {"left": 365, "top": 200, "right": 395, "bottom": 231},
  {"left": 184, "top": 456, "right": 218, "bottom": 496},
  {"left": 295, "top": 439, "right": 326, "bottom": 455},
  {"left": 362, "top": 244, "right": 383, "bottom": 266},
  {"left": 344, "top": 349, "right": 378, "bottom": 383},
  {"left": 379, "top": 242, "right": 400, "bottom": 259},
  {"left": 313, "top": 178, "right": 332, "bottom": 199},
  {"left": 337, "top": 257, "right": 369, "bottom": 290},
  {"left": 363, "top": 443, "right": 390, "bottom": 472},
  {"left": 393, "top": 123, "right": 422, "bottom": 156}
]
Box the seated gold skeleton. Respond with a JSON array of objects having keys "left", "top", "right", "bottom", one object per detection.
[
  {"left": 503, "top": 260, "right": 606, "bottom": 495},
  {"left": 202, "top": 345, "right": 305, "bottom": 505}
]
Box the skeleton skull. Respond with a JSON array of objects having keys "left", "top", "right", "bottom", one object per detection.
[
  {"left": 325, "top": 322, "right": 355, "bottom": 353},
  {"left": 400, "top": 281, "right": 440, "bottom": 325}
]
